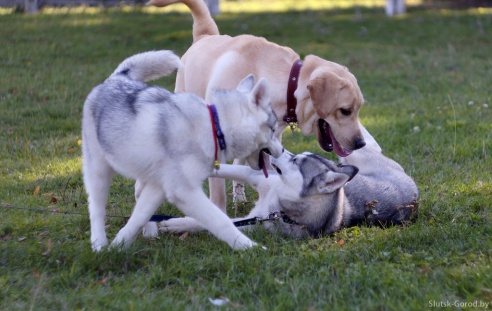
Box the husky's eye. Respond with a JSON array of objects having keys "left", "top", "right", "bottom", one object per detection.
[{"left": 339, "top": 108, "right": 352, "bottom": 116}]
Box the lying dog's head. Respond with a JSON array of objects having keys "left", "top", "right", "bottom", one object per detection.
[
  {"left": 233, "top": 75, "right": 284, "bottom": 177},
  {"left": 297, "top": 56, "right": 366, "bottom": 157},
  {"left": 270, "top": 151, "right": 358, "bottom": 236}
]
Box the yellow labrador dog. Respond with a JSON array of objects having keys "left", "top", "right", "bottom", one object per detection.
[{"left": 149, "top": 0, "right": 367, "bottom": 210}]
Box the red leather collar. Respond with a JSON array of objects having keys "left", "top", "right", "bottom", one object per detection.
[{"left": 283, "top": 59, "right": 303, "bottom": 126}]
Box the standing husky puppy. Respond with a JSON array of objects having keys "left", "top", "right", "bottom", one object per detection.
[
  {"left": 82, "top": 50, "right": 283, "bottom": 251},
  {"left": 159, "top": 125, "right": 419, "bottom": 237},
  {"left": 148, "top": 0, "right": 367, "bottom": 210}
]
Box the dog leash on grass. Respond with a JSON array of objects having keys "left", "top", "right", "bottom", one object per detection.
[
  {"left": 2, "top": 205, "right": 291, "bottom": 227},
  {"left": 1, "top": 205, "right": 132, "bottom": 221},
  {"left": 148, "top": 211, "right": 296, "bottom": 226}
]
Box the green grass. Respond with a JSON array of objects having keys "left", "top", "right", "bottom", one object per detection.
[{"left": 1, "top": 3, "right": 491, "bottom": 310}]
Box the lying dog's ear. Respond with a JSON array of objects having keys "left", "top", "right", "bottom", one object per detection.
[
  {"left": 250, "top": 78, "right": 270, "bottom": 109},
  {"left": 237, "top": 74, "right": 255, "bottom": 93},
  {"left": 315, "top": 170, "right": 352, "bottom": 194},
  {"left": 337, "top": 164, "right": 359, "bottom": 182}
]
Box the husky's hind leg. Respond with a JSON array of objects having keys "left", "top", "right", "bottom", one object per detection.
[
  {"left": 111, "top": 183, "right": 166, "bottom": 249},
  {"left": 84, "top": 153, "right": 114, "bottom": 252},
  {"left": 135, "top": 179, "right": 159, "bottom": 238}
]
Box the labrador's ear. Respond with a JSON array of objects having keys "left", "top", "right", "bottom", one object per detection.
[
  {"left": 307, "top": 71, "right": 348, "bottom": 119},
  {"left": 237, "top": 74, "right": 255, "bottom": 93}
]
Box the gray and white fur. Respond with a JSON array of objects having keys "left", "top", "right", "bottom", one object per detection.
[
  {"left": 82, "top": 50, "right": 283, "bottom": 251},
  {"left": 159, "top": 124, "right": 419, "bottom": 238}
]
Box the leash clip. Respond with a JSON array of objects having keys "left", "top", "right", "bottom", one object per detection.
[{"left": 267, "top": 211, "right": 282, "bottom": 221}]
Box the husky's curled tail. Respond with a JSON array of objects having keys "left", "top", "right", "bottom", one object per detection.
[
  {"left": 147, "top": 0, "right": 219, "bottom": 42},
  {"left": 111, "top": 50, "right": 182, "bottom": 82}
]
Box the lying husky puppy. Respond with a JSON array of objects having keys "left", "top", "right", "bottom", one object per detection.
[
  {"left": 148, "top": 0, "right": 367, "bottom": 210},
  {"left": 159, "top": 125, "right": 419, "bottom": 237},
  {"left": 82, "top": 50, "right": 283, "bottom": 251}
]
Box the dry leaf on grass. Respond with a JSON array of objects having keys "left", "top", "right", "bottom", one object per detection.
[
  {"left": 179, "top": 232, "right": 189, "bottom": 240},
  {"left": 98, "top": 276, "right": 109, "bottom": 285},
  {"left": 42, "top": 239, "right": 52, "bottom": 256},
  {"left": 33, "top": 185, "right": 41, "bottom": 195},
  {"left": 32, "top": 269, "right": 42, "bottom": 279}
]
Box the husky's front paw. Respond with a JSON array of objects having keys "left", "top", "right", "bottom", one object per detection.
[
  {"left": 110, "top": 228, "right": 137, "bottom": 250},
  {"left": 233, "top": 181, "right": 247, "bottom": 204},
  {"left": 231, "top": 234, "right": 257, "bottom": 250},
  {"left": 142, "top": 222, "right": 159, "bottom": 238}
]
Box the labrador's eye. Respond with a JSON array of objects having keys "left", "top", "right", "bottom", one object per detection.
[{"left": 340, "top": 108, "right": 352, "bottom": 116}]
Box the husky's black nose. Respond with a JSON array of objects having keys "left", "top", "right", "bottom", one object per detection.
[{"left": 354, "top": 138, "right": 366, "bottom": 150}]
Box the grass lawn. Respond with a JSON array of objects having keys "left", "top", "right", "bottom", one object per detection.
[{"left": 1, "top": 2, "right": 491, "bottom": 310}]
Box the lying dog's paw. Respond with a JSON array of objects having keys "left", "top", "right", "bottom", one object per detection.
[
  {"left": 233, "top": 181, "right": 247, "bottom": 204},
  {"left": 159, "top": 217, "right": 202, "bottom": 233},
  {"left": 142, "top": 222, "right": 159, "bottom": 238}
]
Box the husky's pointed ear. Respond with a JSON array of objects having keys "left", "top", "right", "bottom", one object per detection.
[
  {"left": 337, "top": 164, "right": 359, "bottom": 182},
  {"left": 251, "top": 78, "right": 270, "bottom": 109},
  {"left": 237, "top": 74, "right": 255, "bottom": 93},
  {"left": 316, "top": 171, "right": 352, "bottom": 194}
]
